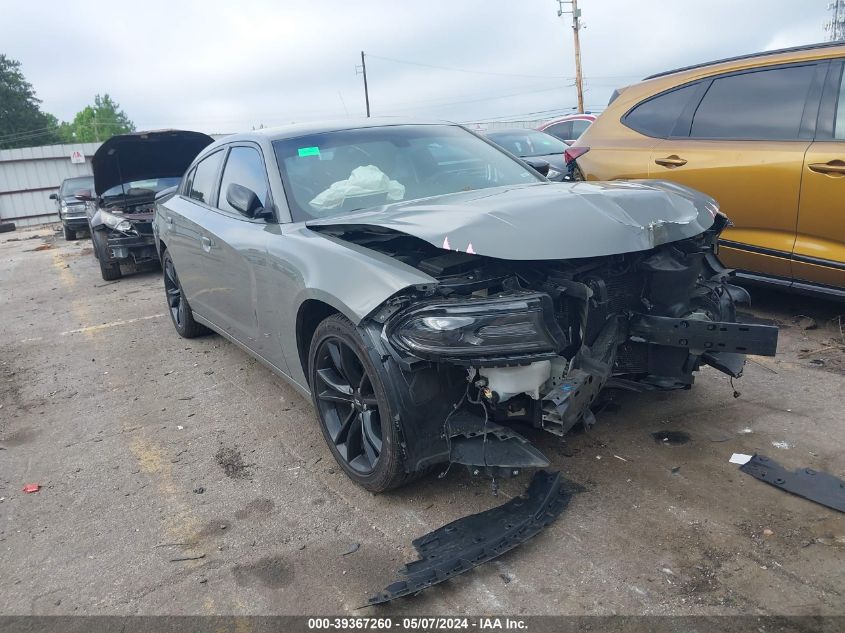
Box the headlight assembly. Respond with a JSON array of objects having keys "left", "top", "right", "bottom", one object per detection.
[
  {"left": 387, "top": 293, "right": 565, "bottom": 362},
  {"left": 100, "top": 210, "right": 133, "bottom": 233}
]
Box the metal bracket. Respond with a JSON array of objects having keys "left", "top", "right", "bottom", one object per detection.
[{"left": 629, "top": 314, "right": 778, "bottom": 357}]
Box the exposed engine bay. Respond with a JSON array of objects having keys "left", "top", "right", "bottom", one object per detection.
[{"left": 314, "top": 213, "right": 779, "bottom": 479}]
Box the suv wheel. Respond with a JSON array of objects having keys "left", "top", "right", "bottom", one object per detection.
[
  {"left": 308, "top": 314, "right": 409, "bottom": 492},
  {"left": 63, "top": 224, "right": 77, "bottom": 241},
  {"left": 163, "top": 250, "right": 208, "bottom": 338}
]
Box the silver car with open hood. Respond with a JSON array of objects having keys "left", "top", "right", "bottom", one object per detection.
[
  {"left": 154, "top": 119, "right": 779, "bottom": 492},
  {"left": 87, "top": 129, "right": 214, "bottom": 280}
]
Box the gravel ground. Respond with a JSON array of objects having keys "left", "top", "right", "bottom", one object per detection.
[{"left": 1, "top": 225, "right": 844, "bottom": 616}]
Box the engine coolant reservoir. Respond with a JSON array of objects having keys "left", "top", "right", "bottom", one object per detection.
[{"left": 476, "top": 360, "right": 552, "bottom": 401}]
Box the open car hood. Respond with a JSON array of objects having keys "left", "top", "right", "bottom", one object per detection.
[
  {"left": 92, "top": 130, "right": 214, "bottom": 196},
  {"left": 306, "top": 180, "right": 719, "bottom": 260}
]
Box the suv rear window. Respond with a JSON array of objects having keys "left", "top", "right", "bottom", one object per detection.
[
  {"left": 690, "top": 65, "right": 816, "bottom": 140},
  {"left": 623, "top": 84, "right": 699, "bottom": 138}
]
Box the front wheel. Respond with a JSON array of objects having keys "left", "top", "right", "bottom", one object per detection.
[
  {"left": 91, "top": 229, "right": 121, "bottom": 281},
  {"left": 63, "top": 224, "right": 77, "bottom": 241},
  {"left": 162, "top": 250, "right": 209, "bottom": 338},
  {"left": 308, "top": 314, "right": 408, "bottom": 492}
]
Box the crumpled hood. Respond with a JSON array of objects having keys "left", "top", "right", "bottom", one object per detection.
[
  {"left": 306, "top": 180, "right": 718, "bottom": 260},
  {"left": 92, "top": 130, "right": 214, "bottom": 195}
]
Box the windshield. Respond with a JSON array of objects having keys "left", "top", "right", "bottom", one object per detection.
[
  {"left": 272, "top": 124, "right": 542, "bottom": 221},
  {"left": 486, "top": 130, "right": 568, "bottom": 157},
  {"left": 101, "top": 177, "right": 182, "bottom": 198},
  {"left": 60, "top": 177, "right": 94, "bottom": 197}
]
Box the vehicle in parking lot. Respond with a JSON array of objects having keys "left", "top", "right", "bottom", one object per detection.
[
  {"left": 49, "top": 176, "right": 94, "bottom": 240},
  {"left": 568, "top": 42, "right": 845, "bottom": 299},
  {"left": 484, "top": 128, "right": 570, "bottom": 180},
  {"left": 87, "top": 130, "right": 213, "bottom": 280},
  {"left": 537, "top": 113, "right": 596, "bottom": 145},
  {"left": 155, "top": 118, "right": 778, "bottom": 492}
]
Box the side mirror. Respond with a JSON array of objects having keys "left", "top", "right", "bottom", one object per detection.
[
  {"left": 226, "top": 183, "right": 264, "bottom": 218},
  {"left": 524, "top": 158, "right": 551, "bottom": 177},
  {"left": 49, "top": 193, "right": 58, "bottom": 200},
  {"left": 74, "top": 190, "right": 93, "bottom": 201}
]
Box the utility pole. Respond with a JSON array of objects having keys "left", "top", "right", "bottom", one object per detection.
[
  {"left": 557, "top": 0, "right": 584, "bottom": 113},
  {"left": 356, "top": 51, "right": 371, "bottom": 117},
  {"left": 826, "top": 1, "right": 845, "bottom": 41}
]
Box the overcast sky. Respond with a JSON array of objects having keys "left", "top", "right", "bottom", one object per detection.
[{"left": 1, "top": 1, "right": 832, "bottom": 134}]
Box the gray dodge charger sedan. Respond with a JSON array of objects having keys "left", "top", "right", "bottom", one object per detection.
[{"left": 154, "top": 118, "right": 778, "bottom": 492}]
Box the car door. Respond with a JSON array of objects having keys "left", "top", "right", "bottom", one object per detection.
[
  {"left": 196, "top": 143, "right": 286, "bottom": 367},
  {"left": 161, "top": 149, "right": 225, "bottom": 314},
  {"left": 648, "top": 62, "right": 827, "bottom": 282},
  {"left": 793, "top": 59, "right": 845, "bottom": 291}
]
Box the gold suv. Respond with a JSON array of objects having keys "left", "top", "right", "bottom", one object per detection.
[{"left": 569, "top": 42, "right": 845, "bottom": 298}]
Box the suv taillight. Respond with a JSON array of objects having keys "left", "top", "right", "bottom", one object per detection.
[{"left": 564, "top": 146, "right": 589, "bottom": 165}]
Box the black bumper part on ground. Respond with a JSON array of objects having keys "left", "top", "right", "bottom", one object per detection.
[
  {"left": 740, "top": 454, "right": 845, "bottom": 514},
  {"left": 368, "top": 470, "right": 573, "bottom": 605}
]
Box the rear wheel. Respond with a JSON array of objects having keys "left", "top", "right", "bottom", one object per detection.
[
  {"left": 308, "top": 314, "right": 408, "bottom": 492},
  {"left": 162, "top": 250, "right": 208, "bottom": 338}
]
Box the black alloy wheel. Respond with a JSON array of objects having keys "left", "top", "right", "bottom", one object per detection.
[
  {"left": 314, "top": 336, "right": 383, "bottom": 474},
  {"left": 162, "top": 250, "right": 208, "bottom": 338}
]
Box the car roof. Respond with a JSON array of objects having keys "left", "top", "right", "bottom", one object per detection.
[
  {"left": 220, "top": 117, "right": 456, "bottom": 144},
  {"left": 643, "top": 41, "right": 845, "bottom": 80}
]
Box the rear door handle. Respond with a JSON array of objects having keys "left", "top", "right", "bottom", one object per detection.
[
  {"left": 655, "top": 155, "right": 688, "bottom": 168},
  {"left": 808, "top": 161, "right": 845, "bottom": 175},
  {"left": 200, "top": 236, "right": 213, "bottom": 252}
]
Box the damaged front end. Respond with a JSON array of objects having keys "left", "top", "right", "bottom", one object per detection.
[{"left": 327, "top": 212, "right": 778, "bottom": 479}]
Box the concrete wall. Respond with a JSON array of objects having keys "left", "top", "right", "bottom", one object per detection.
[{"left": 0, "top": 142, "right": 102, "bottom": 228}]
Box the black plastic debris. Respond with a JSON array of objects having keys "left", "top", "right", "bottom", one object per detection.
[
  {"left": 368, "top": 470, "right": 572, "bottom": 605},
  {"left": 740, "top": 454, "right": 845, "bottom": 514}
]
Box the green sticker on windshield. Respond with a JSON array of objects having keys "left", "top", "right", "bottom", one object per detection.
[{"left": 298, "top": 146, "right": 321, "bottom": 157}]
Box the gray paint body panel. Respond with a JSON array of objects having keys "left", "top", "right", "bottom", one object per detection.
[{"left": 307, "top": 180, "right": 717, "bottom": 260}]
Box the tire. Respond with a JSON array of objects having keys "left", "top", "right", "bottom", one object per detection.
[
  {"left": 162, "top": 249, "right": 209, "bottom": 338},
  {"left": 92, "top": 230, "right": 121, "bottom": 281},
  {"left": 308, "top": 314, "right": 409, "bottom": 493},
  {"left": 0, "top": 222, "right": 15, "bottom": 233},
  {"left": 63, "top": 224, "right": 77, "bottom": 241}
]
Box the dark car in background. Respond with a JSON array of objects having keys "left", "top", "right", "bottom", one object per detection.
[
  {"left": 484, "top": 128, "right": 570, "bottom": 180},
  {"left": 155, "top": 118, "right": 778, "bottom": 493},
  {"left": 49, "top": 175, "right": 95, "bottom": 240},
  {"left": 88, "top": 130, "right": 213, "bottom": 280}
]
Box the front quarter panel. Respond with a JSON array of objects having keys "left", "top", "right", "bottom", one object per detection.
[{"left": 263, "top": 223, "right": 437, "bottom": 387}]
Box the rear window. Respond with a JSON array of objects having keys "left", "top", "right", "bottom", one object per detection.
[
  {"left": 623, "top": 84, "right": 699, "bottom": 138},
  {"left": 690, "top": 65, "right": 816, "bottom": 140}
]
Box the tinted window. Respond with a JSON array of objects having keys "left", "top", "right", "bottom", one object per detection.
[
  {"left": 690, "top": 65, "right": 816, "bottom": 140},
  {"left": 571, "top": 119, "right": 591, "bottom": 138},
  {"left": 182, "top": 167, "right": 196, "bottom": 196},
  {"left": 60, "top": 177, "right": 94, "bottom": 197},
  {"left": 486, "top": 130, "right": 568, "bottom": 157},
  {"left": 218, "top": 147, "right": 269, "bottom": 214},
  {"left": 545, "top": 122, "right": 573, "bottom": 140},
  {"left": 188, "top": 151, "right": 224, "bottom": 204},
  {"left": 624, "top": 84, "right": 699, "bottom": 137},
  {"left": 836, "top": 69, "right": 845, "bottom": 140}
]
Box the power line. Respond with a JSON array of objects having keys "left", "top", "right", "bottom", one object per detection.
[
  {"left": 366, "top": 53, "right": 575, "bottom": 81},
  {"left": 381, "top": 84, "right": 575, "bottom": 114}
]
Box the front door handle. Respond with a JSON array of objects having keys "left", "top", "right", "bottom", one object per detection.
[
  {"left": 808, "top": 160, "right": 845, "bottom": 175},
  {"left": 655, "top": 155, "right": 688, "bottom": 168},
  {"left": 200, "top": 236, "right": 213, "bottom": 252}
]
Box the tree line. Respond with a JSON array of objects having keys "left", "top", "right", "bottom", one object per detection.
[{"left": 0, "top": 53, "right": 135, "bottom": 149}]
